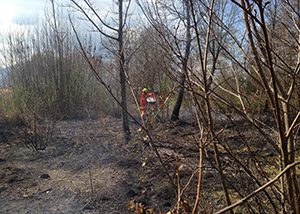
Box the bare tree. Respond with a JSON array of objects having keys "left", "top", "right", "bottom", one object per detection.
[
  {"left": 230, "top": 1, "right": 300, "bottom": 213},
  {"left": 71, "top": 0, "right": 131, "bottom": 139},
  {"left": 137, "top": 0, "right": 193, "bottom": 120},
  {"left": 50, "top": 0, "right": 66, "bottom": 115},
  {"left": 171, "top": 0, "right": 192, "bottom": 120}
]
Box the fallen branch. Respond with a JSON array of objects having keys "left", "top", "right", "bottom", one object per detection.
[{"left": 215, "top": 161, "right": 300, "bottom": 214}]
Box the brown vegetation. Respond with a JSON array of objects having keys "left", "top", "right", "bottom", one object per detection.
[{"left": 0, "top": 0, "right": 300, "bottom": 213}]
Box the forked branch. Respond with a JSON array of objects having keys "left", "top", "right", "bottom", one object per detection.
[{"left": 215, "top": 161, "right": 300, "bottom": 214}]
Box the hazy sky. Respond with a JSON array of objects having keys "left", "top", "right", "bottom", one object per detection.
[
  {"left": 0, "top": 0, "right": 113, "bottom": 33},
  {"left": 0, "top": 0, "right": 45, "bottom": 32},
  {"left": 0, "top": 0, "right": 115, "bottom": 67}
]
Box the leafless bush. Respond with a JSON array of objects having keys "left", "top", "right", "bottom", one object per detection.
[{"left": 21, "top": 116, "right": 58, "bottom": 151}]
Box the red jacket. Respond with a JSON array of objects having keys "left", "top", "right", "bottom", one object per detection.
[{"left": 140, "top": 92, "right": 147, "bottom": 108}]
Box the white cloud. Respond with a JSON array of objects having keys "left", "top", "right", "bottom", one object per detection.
[
  {"left": 0, "top": 0, "right": 135, "bottom": 33},
  {"left": 0, "top": 2, "right": 16, "bottom": 31},
  {"left": 0, "top": 0, "right": 139, "bottom": 67},
  {"left": 0, "top": 0, "right": 45, "bottom": 32}
]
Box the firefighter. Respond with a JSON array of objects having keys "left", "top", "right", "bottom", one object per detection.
[
  {"left": 146, "top": 88, "right": 158, "bottom": 111},
  {"left": 140, "top": 87, "right": 148, "bottom": 120}
]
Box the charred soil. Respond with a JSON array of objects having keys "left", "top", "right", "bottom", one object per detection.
[{"left": 0, "top": 115, "right": 279, "bottom": 213}]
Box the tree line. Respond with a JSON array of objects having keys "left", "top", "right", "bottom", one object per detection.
[{"left": 0, "top": 0, "right": 300, "bottom": 213}]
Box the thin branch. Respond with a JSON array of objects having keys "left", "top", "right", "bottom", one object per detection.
[
  {"left": 83, "top": 0, "right": 118, "bottom": 32},
  {"left": 122, "top": 0, "right": 132, "bottom": 29},
  {"left": 286, "top": 111, "right": 300, "bottom": 138},
  {"left": 71, "top": 0, "right": 118, "bottom": 41},
  {"left": 215, "top": 161, "right": 300, "bottom": 214}
]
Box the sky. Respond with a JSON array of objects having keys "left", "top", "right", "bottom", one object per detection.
[
  {"left": 0, "top": 0, "right": 114, "bottom": 34},
  {"left": 0, "top": 0, "right": 117, "bottom": 67},
  {"left": 0, "top": 0, "right": 47, "bottom": 33}
]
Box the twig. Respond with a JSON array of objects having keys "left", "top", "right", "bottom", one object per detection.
[
  {"left": 215, "top": 161, "right": 300, "bottom": 214},
  {"left": 286, "top": 111, "right": 300, "bottom": 138},
  {"left": 89, "top": 168, "right": 94, "bottom": 200}
]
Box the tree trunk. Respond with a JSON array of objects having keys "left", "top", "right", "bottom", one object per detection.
[
  {"left": 51, "top": 0, "right": 65, "bottom": 116},
  {"left": 171, "top": 73, "right": 185, "bottom": 120},
  {"left": 171, "top": 0, "right": 191, "bottom": 121},
  {"left": 118, "top": 0, "right": 130, "bottom": 139}
]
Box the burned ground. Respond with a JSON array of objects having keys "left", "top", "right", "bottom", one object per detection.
[
  {"left": 0, "top": 115, "right": 281, "bottom": 213},
  {"left": 1, "top": 117, "right": 176, "bottom": 213}
]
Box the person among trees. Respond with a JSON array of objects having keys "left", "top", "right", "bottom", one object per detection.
[
  {"left": 148, "top": 88, "right": 159, "bottom": 112},
  {"left": 140, "top": 87, "right": 159, "bottom": 120},
  {"left": 146, "top": 88, "right": 157, "bottom": 104},
  {"left": 140, "top": 87, "right": 149, "bottom": 120}
]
